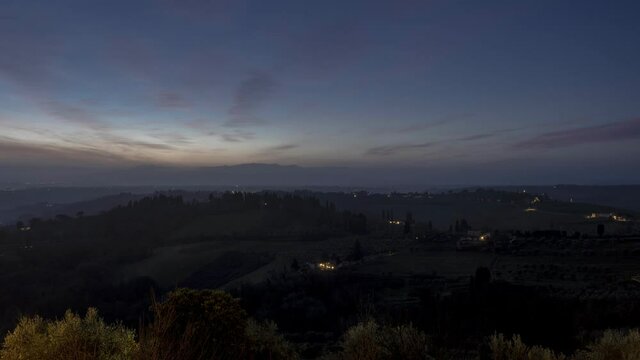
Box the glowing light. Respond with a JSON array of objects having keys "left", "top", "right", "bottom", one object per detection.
[{"left": 318, "top": 262, "right": 336, "bottom": 271}]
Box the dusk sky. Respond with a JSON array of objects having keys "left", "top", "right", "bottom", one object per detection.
[{"left": 1, "top": 0, "right": 640, "bottom": 184}]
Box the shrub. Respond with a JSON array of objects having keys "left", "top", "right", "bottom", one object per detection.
[
  {"left": 380, "top": 323, "right": 430, "bottom": 360},
  {"left": 489, "top": 334, "right": 529, "bottom": 360},
  {"left": 339, "top": 319, "right": 431, "bottom": 360},
  {"left": 489, "top": 333, "right": 566, "bottom": 360},
  {"left": 342, "top": 320, "right": 386, "bottom": 360},
  {"left": 246, "top": 319, "right": 299, "bottom": 360},
  {"left": 138, "top": 288, "right": 249, "bottom": 360},
  {"left": 573, "top": 329, "right": 640, "bottom": 360},
  {"left": 0, "top": 308, "right": 137, "bottom": 360}
]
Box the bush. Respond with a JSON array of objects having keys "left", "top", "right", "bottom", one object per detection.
[
  {"left": 138, "top": 288, "right": 249, "bottom": 360},
  {"left": 342, "top": 320, "right": 386, "bottom": 360},
  {"left": 489, "top": 333, "right": 566, "bottom": 360},
  {"left": 490, "top": 330, "right": 640, "bottom": 360},
  {"left": 573, "top": 329, "right": 640, "bottom": 360},
  {"left": 380, "top": 324, "right": 430, "bottom": 360},
  {"left": 339, "top": 319, "right": 431, "bottom": 360},
  {"left": 246, "top": 319, "right": 299, "bottom": 360},
  {"left": 0, "top": 308, "right": 137, "bottom": 360}
]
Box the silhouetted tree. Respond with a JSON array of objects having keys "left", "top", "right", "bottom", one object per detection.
[
  {"left": 597, "top": 223, "right": 605, "bottom": 237},
  {"left": 348, "top": 239, "right": 364, "bottom": 261},
  {"left": 460, "top": 218, "right": 469, "bottom": 232},
  {"left": 403, "top": 212, "right": 414, "bottom": 235}
]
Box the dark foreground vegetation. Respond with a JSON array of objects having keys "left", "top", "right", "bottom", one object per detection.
[
  {"left": 1, "top": 189, "right": 639, "bottom": 358},
  {"left": 2, "top": 287, "right": 639, "bottom": 360}
]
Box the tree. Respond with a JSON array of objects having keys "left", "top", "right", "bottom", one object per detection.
[
  {"left": 404, "top": 212, "right": 414, "bottom": 235},
  {"left": 460, "top": 218, "right": 469, "bottom": 232},
  {"left": 597, "top": 223, "right": 605, "bottom": 238},
  {"left": 348, "top": 239, "right": 364, "bottom": 261},
  {"left": 290, "top": 258, "right": 300, "bottom": 271}
]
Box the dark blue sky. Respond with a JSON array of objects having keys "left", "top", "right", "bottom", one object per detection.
[{"left": 1, "top": 0, "right": 639, "bottom": 184}]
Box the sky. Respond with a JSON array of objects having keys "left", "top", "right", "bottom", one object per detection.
[{"left": 1, "top": 0, "right": 639, "bottom": 184}]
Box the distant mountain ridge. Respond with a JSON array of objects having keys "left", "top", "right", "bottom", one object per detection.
[{"left": 2, "top": 163, "right": 640, "bottom": 188}]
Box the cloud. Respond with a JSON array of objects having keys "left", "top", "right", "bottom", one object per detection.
[
  {"left": 41, "top": 100, "right": 109, "bottom": 130},
  {"left": 0, "top": 135, "right": 131, "bottom": 166},
  {"left": 96, "top": 132, "right": 176, "bottom": 151},
  {"left": 227, "top": 71, "right": 276, "bottom": 126},
  {"left": 371, "top": 114, "right": 474, "bottom": 135},
  {"left": 156, "top": 92, "right": 190, "bottom": 108},
  {"left": 220, "top": 130, "right": 255, "bottom": 142},
  {"left": 266, "top": 143, "right": 298, "bottom": 152},
  {"left": 366, "top": 141, "right": 434, "bottom": 156},
  {"left": 516, "top": 118, "right": 640, "bottom": 149},
  {"left": 455, "top": 133, "right": 495, "bottom": 141},
  {"left": 151, "top": 132, "right": 193, "bottom": 145}
]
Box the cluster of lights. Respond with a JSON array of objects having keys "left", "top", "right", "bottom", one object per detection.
[
  {"left": 585, "top": 213, "right": 629, "bottom": 222},
  {"left": 388, "top": 220, "right": 402, "bottom": 225},
  {"left": 318, "top": 262, "right": 336, "bottom": 271},
  {"left": 612, "top": 215, "right": 628, "bottom": 222},
  {"left": 524, "top": 208, "right": 537, "bottom": 212}
]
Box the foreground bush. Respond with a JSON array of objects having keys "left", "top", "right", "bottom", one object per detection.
[
  {"left": 490, "top": 330, "right": 640, "bottom": 360},
  {"left": 246, "top": 319, "right": 299, "bottom": 360},
  {"left": 573, "top": 329, "right": 640, "bottom": 360},
  {"left": 0, "top": 308, "right": 137, "bottom": 360},
  {"left": 489, "top": 333, "right": 566, "bottom": 360},
  {"left": 138, "top": 288, "right": 249, "bottom": 360},
  {"left": 339, "top": 319, "right": 431, "bottom": 360},
  {"left": 138, "top": 288, "right": 298, "bottom": 360}
]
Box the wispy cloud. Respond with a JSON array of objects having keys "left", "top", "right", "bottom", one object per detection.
[
  {"left": 96, "top": 132, "right": 176, "bottom": 151},
  {"left": 371, "top": 113, "right": 474, "bottom": 135},
  {"left": 516, "top": 118, "right": 640, "bottom": 149},
  {"left": 454, "top": 133, "right": 495, "bottom": 142},
  {"left": 156, "top": 92, "right": 190, "bottom": 108},
  {"left": 220, "top": 130, "right": 255, "bottom": 142},
  {"left": 0, "top": 135, "right": 131, "bottom": 165},
  {"left": 266, "top": 143, "right": 298, "bottom": 152},
  {"left": 151, "top": 132, "right": 193, "bottom": 145},
  {"left": 366, "top": 141, "right": 434, "bottom": 156},
  {"left": 227, "top": 71, "right": 276, "bottom": 127},
  {"left": 41, "top": 100, "right": 109, "bottom": 130}
]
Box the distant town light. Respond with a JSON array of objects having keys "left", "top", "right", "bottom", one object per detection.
[{"left": 318, "top": 262, "right": 336, "bottom": 271}]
